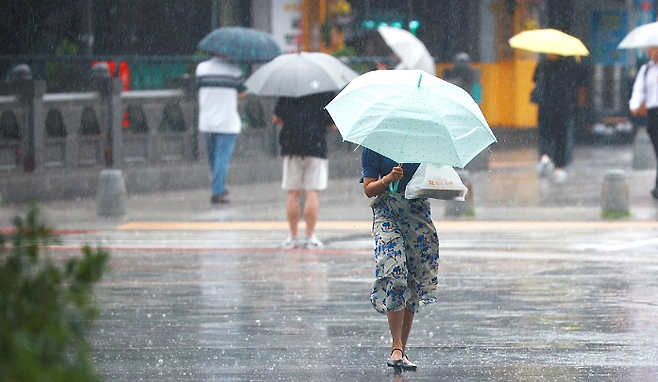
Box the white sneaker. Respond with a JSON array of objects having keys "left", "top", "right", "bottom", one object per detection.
[
  {"left": 537, "top": 157, "right": 554, "bottom": 178},
  {"left": 553, "top": 169, "right": 567, "bottom": 183},
  {"left": 281, "top": 236, "right": 297, "bottom": 249},
  {"left": 304, "top": 236, "right": 324, "bottom": 249}
]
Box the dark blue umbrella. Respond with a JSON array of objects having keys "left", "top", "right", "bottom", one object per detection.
[{"left": 198, "top": 27, "right": 282, "bottom": 63}]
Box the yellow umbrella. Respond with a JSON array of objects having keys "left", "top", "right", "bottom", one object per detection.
[{"left": 509, "top": 28, "right": 590, "bottom": 56}]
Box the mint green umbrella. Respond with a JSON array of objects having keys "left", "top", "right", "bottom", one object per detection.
[{"left": 325, "top": 69, "right": 496, "bottom": 168}]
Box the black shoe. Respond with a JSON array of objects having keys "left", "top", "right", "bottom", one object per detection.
[
  {"left": 401, "top": 354, "right": 417, "bottom": 371},
  {"left": 386, "top": 348, "right": 403, "bottom": 369},
  {"left": 211, "top": 191, "right": 229, "bottom": 204}
]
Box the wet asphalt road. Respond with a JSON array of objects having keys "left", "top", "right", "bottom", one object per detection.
[
  {"left": 4, "top": 142, "right": 658, "bottom": 381},
  {"left": 45, "top": 222, "right": 658, "bottom": 382}
]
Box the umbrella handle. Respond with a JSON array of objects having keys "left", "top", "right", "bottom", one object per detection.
[
  {"left": 389, "top": 163, "right": 402, "bottom": 193},
  {"left": 389, "top": 180, "right": 399, "bottom": 193}
]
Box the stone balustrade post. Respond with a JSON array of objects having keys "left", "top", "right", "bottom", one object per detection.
[
  {"left": 108, "top": 78, "right": 125, "bottom": 168},
  {"left": 10, "top": 65, "right": 45, "bottom": 173},
  {"left": 92, "top": 62, "right": 124, "bottom": 168}
]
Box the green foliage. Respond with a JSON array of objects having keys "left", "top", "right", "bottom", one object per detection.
[
  {"left": 46, "top": 38, "right": 81, "bottom": 92},
  {"left": 331, "top": 46, "right": 369, "bottom": 74},
  {"left": 601, "top": 210, "right": 631, "bottom": 219},
  {"left": 185, "top": 50, "right": 211, "bottom": 76},
  {"left": 54, "top": 38, "right": 80, "bottom": 56},
  {"left": 331, "top": 45, "right": 356, "bottom": 58},
  {"left": 0, "top": 204, "right": 109, "bottom": 382}
]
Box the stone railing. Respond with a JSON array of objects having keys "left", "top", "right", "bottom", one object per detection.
[
  {"left": 0, "top": 64, "right": 288, "bottom": 176},
  {"left": 0, "top": 64, "right": 363, "bottom": 203}
]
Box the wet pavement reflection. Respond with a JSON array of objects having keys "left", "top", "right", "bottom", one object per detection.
[{"left": 83, "top": 225, "right": 658, "bottom": 381}]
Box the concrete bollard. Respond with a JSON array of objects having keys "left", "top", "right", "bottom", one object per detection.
[
  {"left": 445, "top": 169, "right": 474, "bottom": 217},
  {"left": 600, "top": 169, "right": 630, "bottom": 216},
  {"left": 632, "top": 128, "right": 656, "bottom": 170},
  {"left": 97, "top": 169, "right": 127, "bottom": 216}
]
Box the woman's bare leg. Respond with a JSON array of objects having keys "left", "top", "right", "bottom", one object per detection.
[{"left": 387, "top": 308, "right": 414, "bottom": 361}]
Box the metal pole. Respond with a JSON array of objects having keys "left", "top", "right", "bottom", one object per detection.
[
  {"left": 80, "top": 0, "right": 94, "bottom": 55},
  {"left": 407, "top": 0, "right": 413, "bottom": 29},
  {"left": 80, "top": 0, "right": 94, "bottom": 91},
  {"left": 212, "top": 0, "right": 219, "bottom": 30},
  {"left": 219, "top": 0, "right": 240, "bottom": 27}
]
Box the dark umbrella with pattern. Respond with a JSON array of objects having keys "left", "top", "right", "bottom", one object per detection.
[{"left": 198, "top": 27, "right": 282, "bottom": 63}]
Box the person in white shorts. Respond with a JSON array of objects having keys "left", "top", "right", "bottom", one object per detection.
[{"left": 273, "top": 92, "right": 336, "bottom": 249}]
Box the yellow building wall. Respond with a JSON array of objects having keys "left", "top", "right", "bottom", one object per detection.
[
  {"left": 301, "top": 0, "right": 540, "bottom": 130},
  {"left": 436, "top": 59, "right": 538, "bottom": 129}
]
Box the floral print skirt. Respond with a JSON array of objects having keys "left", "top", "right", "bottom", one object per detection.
[{"left": 370, "top": 192, "right": 440, "bottom": 314}]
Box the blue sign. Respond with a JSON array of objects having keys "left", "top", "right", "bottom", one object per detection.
[{"left": 591, "top": 10, "right": 627, "bottom": 64}]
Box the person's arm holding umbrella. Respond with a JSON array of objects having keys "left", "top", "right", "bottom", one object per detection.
[{"left": 363, "top": 164, "right": 403, "bottom": 198}]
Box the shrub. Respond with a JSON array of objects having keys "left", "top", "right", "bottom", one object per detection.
[{"left": 0, "top": 204, "right": 109, "bottom": 382}]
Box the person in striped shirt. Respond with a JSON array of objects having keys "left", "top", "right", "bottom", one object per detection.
[{"left": 196, "top": 54, "right": 247, "bottom": 204}]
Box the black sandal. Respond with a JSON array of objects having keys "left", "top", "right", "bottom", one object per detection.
[
  {"left": 386, "top": 348, "right": 404, "bottom": 368},
  {"left": 401, "top": 352, "right": 417, "bottom": 371}
]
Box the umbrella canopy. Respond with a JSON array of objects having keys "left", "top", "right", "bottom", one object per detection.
[
  {"left": 244, "top": 52, "right": 359, "bottom": 97},
  {"left": 509, "top": 28, "right": 590, "bottom": 56},
  {"left": 618, "top": 21, "right": 658, "bottom": 49},
  {"left": 198, "top": 27, "right": 281, "bottom": 63},
  {"left": 325, "top": 70, "right": 496, "bottom": 168},
  {"left": 377, "top": 26, "right": 436, "bottom": 75}
]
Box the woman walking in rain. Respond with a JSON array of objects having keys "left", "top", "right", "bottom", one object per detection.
[{"left": 360, "top": 148, "right": 440, "bottom": 371}]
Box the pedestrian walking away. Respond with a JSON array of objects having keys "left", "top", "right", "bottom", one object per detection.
[
  {"left": 273, "top": 91, "right": 337, "bottom": 249},
  {"left": 196, "top": 54, "right": 247, "bottom": 204},
  {"left": 532, "top": 53, "right": 587, "bottom": 183},
  {"left": 442, "top": 52, "right": 482, "bottom": 104},
  {"left": 360, "top": 148, "right": 440, "bottom": 371},
  {"left": 629, "top": 45, "right": 658, "bottom": 201}
]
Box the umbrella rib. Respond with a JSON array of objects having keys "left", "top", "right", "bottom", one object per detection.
[{"left": 454, "top": 126, "right": 482, "bottom": 140}]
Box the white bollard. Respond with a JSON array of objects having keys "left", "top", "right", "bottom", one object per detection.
[
  {"left": 632, "top": 128, "right": 656, "bottom": 170},
  {"left": 97, "top": 169, "right": 127, "bottom": 216},
  {"left": 600, "top": 169, "right": 630, "bottom": 216}
]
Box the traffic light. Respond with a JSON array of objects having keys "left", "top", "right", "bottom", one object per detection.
[{"left": 361, "top": 20, "right": 420, "bottom": 35}]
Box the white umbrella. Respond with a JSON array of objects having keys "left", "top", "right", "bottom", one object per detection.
[
  {"left": 244, "top": 52, "right": 359, "bottom": 97},
  {"left": 377, "top": 26, "right": 436, "bottom": 75},
  {"left": 618, "top": 21, "right": 658, "bottom": 49}
]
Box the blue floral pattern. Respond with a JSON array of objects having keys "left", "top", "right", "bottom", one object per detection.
[{"left": 370, "top": 192, "right": 440, "bottom": 314}]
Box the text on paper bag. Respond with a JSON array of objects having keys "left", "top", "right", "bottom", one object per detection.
[{"left": 428, "top": 179, "right": 454, "bottom": 186}]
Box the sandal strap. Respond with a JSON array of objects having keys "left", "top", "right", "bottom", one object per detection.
[{"left": 390, "top": 348, "right": 404, "bottom": 356}]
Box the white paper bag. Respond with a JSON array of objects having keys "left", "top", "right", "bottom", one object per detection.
[{"left": 405, "top": 163, "right": 468, "bottom": 201}]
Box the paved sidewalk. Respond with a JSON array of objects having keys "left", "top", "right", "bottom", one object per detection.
[{"left": 1, "top": 143, "right": 656, "bottom": 230}]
